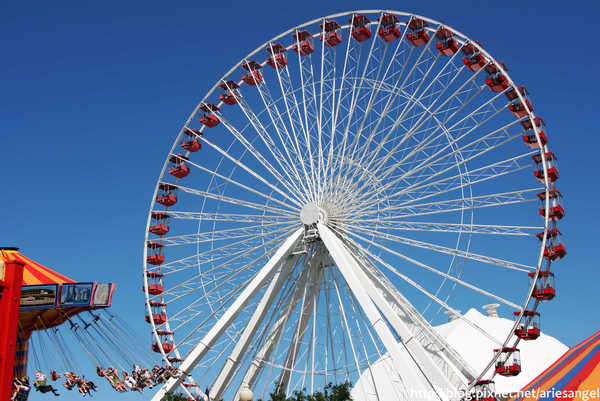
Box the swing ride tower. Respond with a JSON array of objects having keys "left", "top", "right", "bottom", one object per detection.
[{"left": 0, "top": 247, "right": 25, "bottom": 401}]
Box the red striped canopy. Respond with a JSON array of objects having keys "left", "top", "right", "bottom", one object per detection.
[
  {"left": 509, "top": 330, "right": 600, "bottom": 401},
  {"left": 0, "top": 248, "right": 75, "bottom": 285},
  {"left": 1, "top": 248, "right": 85, "bottom": 332}
]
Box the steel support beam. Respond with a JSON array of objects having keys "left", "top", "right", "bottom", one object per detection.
[
  {"left": 210, "top": 258, "right": 294, "bottom": 400},
  {"left": 275, "top": 252, "right": 326, "bottom": 393},
  {"left": 0, "top": 256, "right": 25, "bottom": 401},
  {"left": 237, "top": 258, "right": 311, "bottom": 396},
  {"left": 352, "top": 250, "right": 476, "bottom": 384},
  {"left": 151, "top": 228, "right": 303, "bottom": 401},
  {"left": 318, "top": 224, "right": 441, "bottom": 398}
]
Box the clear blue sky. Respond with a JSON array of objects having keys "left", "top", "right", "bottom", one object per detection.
[{"left": 2, "top": 1, "right": 599, "bottom": 400}]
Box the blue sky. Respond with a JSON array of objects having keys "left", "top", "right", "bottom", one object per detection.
[{"left": 2, "top": 0, "right": 599, "bottom": 400}]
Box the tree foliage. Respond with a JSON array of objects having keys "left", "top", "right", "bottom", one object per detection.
[
  {"left": 258, "top": 382, "right": 352, "bottom": 401},
  {"left": 165, "top": 392, "right": 190, "bottom": 401},
  {"left": 165, "top": 381, "right": 352, "bottom": 401}
]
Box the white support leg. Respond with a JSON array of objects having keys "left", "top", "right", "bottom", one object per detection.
[
  {"left": 354, "top": 252, "right": 476, "bottom": 385},
  {"left": 235, "top": 260, "right": 313, "bottom": 398},
  {"left": 318, "top": 224, "right": 443, "bottom": 399},
  {"left": 209, "top": 258, "right": 295, "bottom": 400},
  {"left": 151, "top": 228, "right": 304, "bottom": 401},
  {"left": 348, "top": 252, "right": 463, "bottom": 391},
  {"left": 276, "top": 254, "right": 326, "bottom": 394}
]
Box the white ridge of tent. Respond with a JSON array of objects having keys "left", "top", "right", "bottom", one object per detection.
[{"left": 352, "top": 307, "right": 568, "bottom": 400}]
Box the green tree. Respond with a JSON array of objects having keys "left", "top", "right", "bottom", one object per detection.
[
  {"left": 165, "top": 392, "right": 189, "bottom": 401},
  {"left": 258, "top": 382, "right": 352, "bottom": 401}
]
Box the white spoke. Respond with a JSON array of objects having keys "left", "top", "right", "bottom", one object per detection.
[
  {"left": 344, "top": 228, "right": 525, "bottom": 307},
  {"left": 174, "top": 184, "right": 297, "bottom": 216},
  {"left": 345, "top": 223, "right": 534, "bottom": 271}
]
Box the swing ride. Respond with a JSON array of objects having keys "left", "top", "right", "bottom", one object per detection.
[{"left": 1, "top": 248, "right": 180, "bottom": 400}]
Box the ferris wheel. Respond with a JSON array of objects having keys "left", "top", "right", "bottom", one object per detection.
[{"left": 142, "top": 10, "right": 564, "bottom": 401}]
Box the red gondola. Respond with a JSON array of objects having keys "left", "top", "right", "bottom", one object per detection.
[
  {"left": 494, "top": 347, "right": 521, "bottom": 377},
  {"left": 506, "top": 86, "right": 533, "bottom": 118},
  {"left": 266, "top": 43, "right": 288, "bottom": 69},
  {"left": 462, "top": 41, "right": 486, "bottom": 71},
  {"left": 350, "top": 14, "right": 372, "bottom": 42},
  {"left": 149, "top": 212, "right": 169, "bottom": 236},
  {"left": 528, "top": 270, "right": 556, "bottom": 301},
  {"left": 469, "top": 380, "right": 496, "bottom": 401},
  {"left": 464, "top": 54, "right": 486, "bottom": 72},
  {"left": 153, "top": 329, "right": 174, "bottom": 353},
  {"left": 378, "top": 14, "right": 401, "bottom": 42},
  {"left": 291, "top": 30, "right": 314, "bottom": 56},
  {"left": 199, "top": 104, "right": 220, "bottom": 127},
  {"left": 145, "top": 313, "right": 166, "bottom": 325},
  {"left": 532, "top": 152, "right": 559, "bottom": 183},
  {"left": 485, "top": 62, "right": 509, "bottom": 92},
  {"left": 218, "top": 80, "right": 240, "bottom": 105},
  {"left": 181, "top": 128, "right": 202, "bottom": 152},
  {"left": 435, "top": 27, "right": 459, "bottom": 56},
  {"left": 406, "top": 17, "right": 429, "bottom": 46},
  {"left": 169, "top": 154, "right": 190, "bottom": 179},
  {"left": 152, "top": 342, "right": 173, "bottom": 353},
  {"left": 486, "top": 75, "right": 509, "bottom": 92},
  {"left": 521, "top": 116, "right": 544, "bottom": 130},
  {"left": 537, "top": 228, "right": 566, "bottom": 261},
  {"left": 146, "top": 242, "right": 165, "bottom": 266},
  {"left": 320, "top": 20, "right": 342, "bottom": 47},
  {"left": 156, "top": 183, "right": 177, "bottom": 207},
  {"left": 514, "top": 310, "right": 541, "bottom": 340},
  {"left": 509, "top": 99, "right": 533, "bottom": 118},
  {"left": 242, "top": 61, "right": 263, "bottom": 86},
  {"left": 522, "top": 117, "right": 548, "bottom": 149},
  {"left": 144, "top": 270, "right": 164, "bottom": 295},
  {"left": 147, "top": 301, "right": 167, "bottom": 326},
  {"left": 461, "top": 41, "right": 479, "bottom": 55},
  {"left": 545, "top": 243, "right": 566, "bottom": 261},
  {"left": 145, "top": 283, "right": 163, "bottom": 295},
  {"left": 537, "top": 189, "right": 565, "bottom": 221}
]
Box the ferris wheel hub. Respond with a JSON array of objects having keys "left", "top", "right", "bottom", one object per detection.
[{"left": 300, "top": 202, "right": 326, "bottom": 225}]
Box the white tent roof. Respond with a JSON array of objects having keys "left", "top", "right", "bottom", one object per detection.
[{"left": 351, "top": 307, "right": 567, "bottom": 400}]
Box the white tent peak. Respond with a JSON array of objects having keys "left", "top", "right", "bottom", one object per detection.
[
  {"left": 352, "top": 307, "right": 568, "bottom": 400},
  {"left": 433, "top": 307, "right": 567, "bottom": 394}
]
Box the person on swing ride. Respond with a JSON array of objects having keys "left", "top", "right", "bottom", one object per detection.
[
  {"left": 132, "top": 363, "right": 141, "bottom": 376},
  {"left": 122, "top": 371, "right": 139, "bottom": 393},
  {"left": 96, "top": 366, "right": 104, "bottom": 377},
  {"left": 152, "top": 364, "right": 166, "bottom": 384},
  {"left": 32, "top": 371, "right": 59, "bottom": 396},
  {"left": 142, "top": 367, "right": 154, "bottom": 388},
  {"left": 76, "top": 376, "right": 97, "bottom": 397},
  {"left": 34, "top": 370, "right": 46, "bottom": 387},
  {"left": 34, "top": 382, "right": 60, "bottom": 396},
  {"left": 50, "top": 370, "right": 61, "bottom": 381},
  {"left": 86, "top": 380, "right": 98, "bottom": 395},
  {"left": 167, "top": 365, "right": 183, "bottom": 379},
  {"left": 132, "top": 369, "right": 142, "bottom": 390},
  {"left": 103, "top": 366, "right": 127, "bottom": 392},
  {"left": 63, "top": 372, "right": 78, "bottom": 391},
  {"left": 12, "top": 376, "right": 31, "bottom": 401}
]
